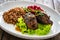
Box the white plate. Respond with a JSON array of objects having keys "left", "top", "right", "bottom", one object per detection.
[{"left": 0, "top": 1, "right": 60, "bottom": 39}]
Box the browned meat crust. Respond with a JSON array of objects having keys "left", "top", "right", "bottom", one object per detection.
[
  {"left": 36, "top": 13, "right": 53, "bottom": 25},
  {"left": 23, "top": 12, "right": 38, "bottom": 30}
]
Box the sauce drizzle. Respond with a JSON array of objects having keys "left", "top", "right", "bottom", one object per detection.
[{"left": 15, "top": 26, "right": 21, "bottom": 32}]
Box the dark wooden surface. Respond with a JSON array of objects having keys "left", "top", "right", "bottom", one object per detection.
[{"left": 0, "top": 28, "right": 60, "bottom": 40}]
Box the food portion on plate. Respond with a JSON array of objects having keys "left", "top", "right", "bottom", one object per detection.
[
  {"left": 3, "top": 5, "right": 53, "bottom": 35},
  {"left": 3, "top": 7, "right": 25, "bottom": 24}
]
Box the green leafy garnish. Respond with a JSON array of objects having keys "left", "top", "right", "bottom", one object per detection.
[{"left": 34, "top": 10, "right": 44, "bottom": 16}]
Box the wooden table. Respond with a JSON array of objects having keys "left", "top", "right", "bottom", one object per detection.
[{"left": 0, "top": 0, "right": 60, "bottom": 40}]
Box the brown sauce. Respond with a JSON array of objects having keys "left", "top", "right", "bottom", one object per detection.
[{"left": 15, "top": 26, "right": 21, "bottom": 32}]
